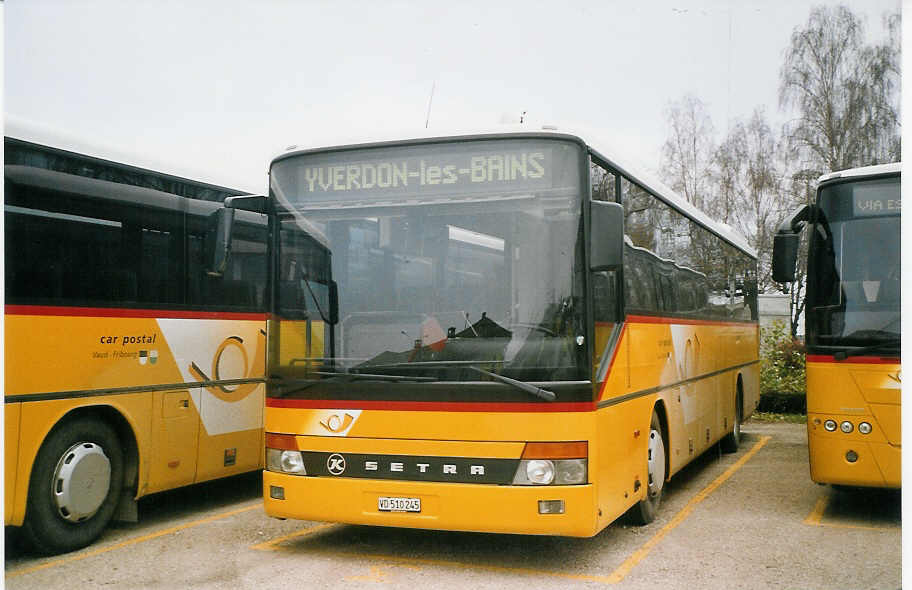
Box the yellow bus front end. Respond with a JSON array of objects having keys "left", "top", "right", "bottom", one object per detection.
[
  {"left": 781, "top": 164, "right": 902, "bottom": 489},
  {"left": 264, "top": 405, "right": 602, "bottom": 537},
  {"left": 806, "top": 356, "right": 901, "bottom": 488}
]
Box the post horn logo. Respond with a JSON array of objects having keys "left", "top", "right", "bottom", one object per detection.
[
  {"left": 320, "top": 413, "right": 355, "bottom": 433},
  {"left": 888, "top": 371, "right": 902, "bottom": 384},
  {"left": 189, "top": 335, "right": 262, "bottom": 402}
]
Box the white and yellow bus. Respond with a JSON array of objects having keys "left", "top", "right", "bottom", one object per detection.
[
  {"left": 221, "top": 127, "right": 760, "bottom": 536},
  {"left": 4, "top": 123, "right": 271, "bottom": 554},
  {"left": 774, "top": 162, "right": 900, "bottom": 488}
]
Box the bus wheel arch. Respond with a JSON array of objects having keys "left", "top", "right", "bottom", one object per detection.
[
  {"left": 21, "top": 406, "right": 137, "bottom": 555},
  {"left": 720, "top": 376, "right": 744, "bottom": 454},
  {"left": 628, "top": 402, "right": 669, "bottom": 525},
  {"left": 55, "top": 406, "right": 139, "bottom": 494}
]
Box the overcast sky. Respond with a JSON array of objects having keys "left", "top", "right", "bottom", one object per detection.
[{"left": 4, "top": 0, "right": 901, "bottom": 194}]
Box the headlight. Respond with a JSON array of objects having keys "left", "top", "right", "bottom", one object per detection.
[
  {"left": 513, "top": 459, "right": 587, "bottom": 485},
  {"left": 824, "top": 420, "right": 837, "bottom": 432},
  {"left": 840, "top": 421, "right": 854, "bottom": 434},
  {"left": 266, "top": 448, "right": 307, "bottom": 475},
  {"left": 527, "top": 460, "right": 555, "bottom": 484},
  {"left": 553, "top": 459, "right": 587, "bottom": 485},
  {"left": 858, "top": 422, "right": 872, "bottom": 435}
]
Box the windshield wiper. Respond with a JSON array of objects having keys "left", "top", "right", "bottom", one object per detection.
[
  {"left": 467, "top": 366, "right": 556, "bottom": 402},
  {"left": 356, "top": 360, "right": 557, "bottom": 402},
  {"left": 312, "top": 371, "right": 437, "bottom": 382},
  {"left": 833, "top": 339, "right": 901, "bottom": 361},
  {"left": 271, "top": 371, "right": 435, "bottom": 397}
]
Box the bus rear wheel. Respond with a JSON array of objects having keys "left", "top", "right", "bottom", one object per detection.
[
  {"left": 21, "top": 417, "right": 124, "bottom": 555},
  {"left": 720, "top": 390, "right": 743, "bottom": 454},
  {"left": 629, "top": 410, "right": 666, "bottom": 525}
]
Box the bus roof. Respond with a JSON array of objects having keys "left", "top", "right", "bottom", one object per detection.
[
  {"left": 5, "top": 115, "right": 262, "bottom": 196},
  {"left": 817, "top": 162, "right": 901, "bottom": 185},
  {"left": 273, "top": 124, "right": 756, "bottom": 258}
]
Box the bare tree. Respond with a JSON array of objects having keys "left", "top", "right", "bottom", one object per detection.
[
  {"left": 779, "top": 5, "right": 901, "bottom": 174},
  {"left": 660, "top": 94, "right": 716, "bottom": 210},
  {"left": 714, "top": 108, "right": 785, "bottom": 293}
]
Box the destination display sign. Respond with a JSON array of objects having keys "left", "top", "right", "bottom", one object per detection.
[
  {"left": 271, "top": 139, "right": 581, "bottom": 208},
  {"left": 852, "top": 183, "right": 901, "bottom": 217}
]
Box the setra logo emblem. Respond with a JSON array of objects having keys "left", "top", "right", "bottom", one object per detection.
[{"left": 327, "top": 453, "right": 347, "bottom": 475}]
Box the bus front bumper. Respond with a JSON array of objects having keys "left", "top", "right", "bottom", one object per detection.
[
  {"left": 808, "top": 430, "right": 901, "bottom": 488},
  {"left": 263, "top": 471, "right": 599, "bottom": 537}
]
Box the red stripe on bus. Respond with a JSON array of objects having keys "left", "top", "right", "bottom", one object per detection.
[
  {"left": 626, "top": 314, "right": 756, "bottom": 327},
  {"left": 266, "top": 398, "right": 596, "bottom": 413},
  {"left": 806, "top": 354, "right": 900, "bottom": 365},
  {"left": 4, "top": 305, "right": 267, "bottom": 321}
]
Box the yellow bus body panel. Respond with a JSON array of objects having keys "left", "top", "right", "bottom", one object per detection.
[
  {"left": 5, "top": 310, "right": 266, "bottom": 526},
  {"left": 610, "top": 319, "right": 759, "bottom": 477},
  {"left": 5, "top": 403, "right": 22, "bottom": 525},
  {"left": 806, "top": 358, "right": 901, "bottom": 488},
  {"left": 265, "top": 472, "right": 599, "bottom": 537}
]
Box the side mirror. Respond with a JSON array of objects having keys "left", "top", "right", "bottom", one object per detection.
[
  {"left": 772, "top": 232, "right": 800, "bottom": 283},
  {"left": 329, "top": 281, "right": 339, "bottom": 325},
  {"left": 590, "top": 201, "right": 624, "bottom": 271},
  {"left": 204, "top": 208, "right": 235, "bottom": 277},
  {"left": 771, "top": 204, "right": 814, "bottom": 284}
]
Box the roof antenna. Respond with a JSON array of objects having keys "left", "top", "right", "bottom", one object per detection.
[{"left": 424, "top": 81, "right": 436, "bottom": 128}]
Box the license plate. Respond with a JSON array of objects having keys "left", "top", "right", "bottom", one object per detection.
[{"left": 378, "top": 496, "right": 421, "bottom": 512}]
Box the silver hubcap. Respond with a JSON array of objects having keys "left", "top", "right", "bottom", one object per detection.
[
  {"left": 647, "top": 428, "right": 666, "bottom": 497},
  {"left": 52, "top": 442, "right": 111, "bottom": 522}
]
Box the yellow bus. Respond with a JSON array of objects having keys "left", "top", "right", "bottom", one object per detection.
[
  {"left": 229, "top": 128, "right": 759, "bottom": 536},
  {"left": 773, "top": 162, "right": 900, "bottom": 488},
  {"left": 4, "top": 123, "right": 270, "bottom": 554}
]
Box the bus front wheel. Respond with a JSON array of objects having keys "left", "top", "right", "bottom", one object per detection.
[
  {"left": 629, "top": 410, "right": 666, "bottom": 525},
  {"left": 22, "top": 417, "right": 124, "bottom": 555}
]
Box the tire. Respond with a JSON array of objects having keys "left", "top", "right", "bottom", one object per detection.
[
  {"left": 720, "top": 391, "right": 742, "bottom": 454},
  {"left": 21, "top": 417, "right": 124, "bottom": 555},
  {"left": 629, "top": 410, "right": 666, "bottom": 525}
]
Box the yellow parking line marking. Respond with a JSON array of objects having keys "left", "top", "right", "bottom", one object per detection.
[
  {"left": 607, "top": 435, "right": 771, "bottom": 584},
  {"left": 250, "top": 522, "right": 340, "bottom": 550},
  {"left": 803, "top": 494, "right": 899, "bottom": 531},
  {"left": 254, "top": 522, "right": 618, "bottom": 583},
  {"left": 304, "top": 548, "right": 620, "bottom": 585},
  {"left": 253, "top": 437, "right": 771, "bottom": 585},
  {"left": 803, "top": 495, "right": 829, "bottom": 525},
  {"left": 6, "top": 502, "right": 260, "bottom": 579},
  {"left": 814, "top": 521, "right": 900, "bottom": 532}
]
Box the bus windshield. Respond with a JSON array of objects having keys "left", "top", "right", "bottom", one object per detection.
[
  {"left": 269, "top": 138, "right": 588, "bottom": 392},
  {"left": 807, "top": 175, "right": 901, "bottom": 353}
]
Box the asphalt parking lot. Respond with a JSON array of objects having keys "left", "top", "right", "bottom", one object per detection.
[{"left": 4, "top": 421, "right": 902, "bottom": 589}]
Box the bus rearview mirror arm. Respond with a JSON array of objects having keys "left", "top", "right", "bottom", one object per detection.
[
  {"left": 771, "top": 204, "right": 814, "bottom": 284},
  {"left": 589, "top": 201, "right": 624, "bottom": 271},
  {"left": 225, "top": 194, "right": 268, "bottom": 213}
]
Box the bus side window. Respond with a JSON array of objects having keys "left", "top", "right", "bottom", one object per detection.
[
  {"left": 593, "top": 270, "right": 618, "bottom": 322},
  {"left": 590, "top": 159, "right": 617, "bottom": 202}
]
